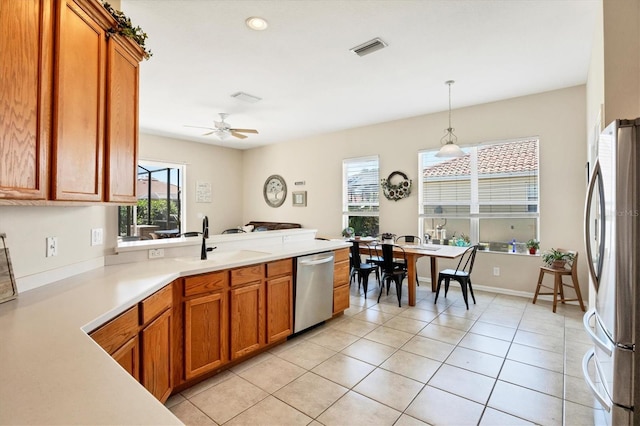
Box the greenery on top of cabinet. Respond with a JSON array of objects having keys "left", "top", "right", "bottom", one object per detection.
[{"left": 102, "top": 2, "right": 152, "bottom": 59}]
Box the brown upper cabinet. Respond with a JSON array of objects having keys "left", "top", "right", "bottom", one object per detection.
[
  {"left": 0, "top": 0, "right": 53, "bottom": 199},
  {"left": 0, "top": 0, "right": 144, "bottom": 203}
]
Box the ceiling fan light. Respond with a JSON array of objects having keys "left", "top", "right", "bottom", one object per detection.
[{"left": 435, "top": 141, "right": 465, "bottom": 157}]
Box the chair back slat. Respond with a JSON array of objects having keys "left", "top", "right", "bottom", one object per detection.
[
  {"left": 395, "top": 235, "right": 422, "bottom": 244},
  {"left": 376, "top": 243, "right": 407, "bottom": 272},
  {"left": 350, "top": 241, "right": 362, "bottom": 265},
  {"left": 454, "top": 245, "right": 479, "bottom": 274}
]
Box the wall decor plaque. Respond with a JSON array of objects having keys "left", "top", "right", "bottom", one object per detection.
[
  {"left": 263, "top": 175, "right": 287, "bottom": 207},
  {"left": 0, "top": 233, "right": 17, "bottom": 304}
]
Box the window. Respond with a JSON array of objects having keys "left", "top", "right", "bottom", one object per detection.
[
  {"left": 118, "top": 160, "right": 186, "bottom": 241},
  {"left": 343, "top": 156, "right": 379, "bottom": 237},
  {"left": 419, "top": 139, "right": 539, "bottom": 252}
]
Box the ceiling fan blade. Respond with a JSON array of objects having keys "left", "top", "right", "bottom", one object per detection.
[
  {"left": 230, "top": 128, "right": 259, "bottom": 134},
  {"left": 231, "top": 131, "right": 248, "bottom": 139},
  {"left": 203, "top": 131, "right": 216, "bottom": 136},
  {"left": 185, "top": 125, "right": 215, "bottom": 130}
]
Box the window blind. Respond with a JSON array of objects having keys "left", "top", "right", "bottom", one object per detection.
[{"left": 343, "top": 156, "right": 379, "bottom": 215}]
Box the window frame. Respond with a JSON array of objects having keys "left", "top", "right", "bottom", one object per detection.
[
  {"left": 418, "top": 138, "right": 539, "bottom": 250},
  {"left": 117, "top": 159, "right": 187, "bottom": 242},
  {"left": 342, "top": 155, "right": 380, "bottom": 236}
]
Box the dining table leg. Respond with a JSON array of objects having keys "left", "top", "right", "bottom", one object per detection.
[
  {"left": 406, "top": 253, "right": 417, "bottom": 306},
  {"left": 430, "top": 257, "right": 438, "bottom": 292}
]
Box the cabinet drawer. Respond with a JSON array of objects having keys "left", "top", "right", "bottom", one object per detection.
[
  {"left": 184, "top": 271, "right": 228, "bottom": 297},
  {"left": 334, "top": 248, "right": 349, "bottom": 263},
  {"left": 90, "top": 305, "right": 139, "bottom": 354},
  {"left": 334, "top": 260, "right": 350, "bottom": 288},
  {"left": 333, "top": 285, "right": 350, "bottom": 314},
  {"left": 140, "top": 284, "right": 173, "bottom": 325},
  {"left": 266, "top": 258, "right": 292, "bottom": 278},
  {"left": 231, "top": 264, "right": 264, "bottom": 287}
]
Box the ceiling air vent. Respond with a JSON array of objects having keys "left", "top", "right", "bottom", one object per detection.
[
  {"left": 230, "top": 91, "right": 262, "bottom": 103},
  {"left": 349, "top": 38, "right": 388, "bottom": 57}
]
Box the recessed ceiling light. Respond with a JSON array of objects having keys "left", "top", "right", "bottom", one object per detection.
[{"left": 245, "top": 16, "right": 268, "bottom": 31}]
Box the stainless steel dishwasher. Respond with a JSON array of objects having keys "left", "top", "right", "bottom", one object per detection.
[{"left": 294, "top": 251, "right": 335, "bottom": 333}]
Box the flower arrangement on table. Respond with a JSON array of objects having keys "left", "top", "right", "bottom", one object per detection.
[{"left": 380, "top": 171, "right": 412, "bottom": 201}]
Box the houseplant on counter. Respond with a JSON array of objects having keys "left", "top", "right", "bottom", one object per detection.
[
  {"left": 526, "top": 239, "right": 540, "bottom": 255},
  {"left": 541, "top": 248, "right": 574, "bottom": 269}
]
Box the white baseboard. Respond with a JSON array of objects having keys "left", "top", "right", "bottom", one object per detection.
[
  {"left": 418, "top": 276, "right": 585, "bottom": 306},
  {"left": 16, "top": 257, "right": 105, "bottom": 293}
]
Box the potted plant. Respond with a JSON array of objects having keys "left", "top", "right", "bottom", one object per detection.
[
  {"left": 526, "top": 239, "right": 540, "bottom": 255},
  {"left": 541, "top": 248, "right": 574, "bottom": 268}
]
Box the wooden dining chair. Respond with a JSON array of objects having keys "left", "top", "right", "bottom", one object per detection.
[
  {"left": 395, "top": 235, "right": 422, "bottom": 286},
  {"left": 435, "top": 244, "right": 478, "bottom": 309},
  {"left": 532, "top": 249, "right": 585, "bottom": 313}
]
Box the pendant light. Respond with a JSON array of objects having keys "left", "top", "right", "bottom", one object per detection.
[{"left": 435, "top": 80, "right": 465, "bottom": 158}]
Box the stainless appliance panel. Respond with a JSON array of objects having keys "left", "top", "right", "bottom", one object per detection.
[
  {"left": 583, "top": 349, "right": 632, "bottom": 426},
  {"left": 594, "top": 120, "right": 638, "bottom": 347},
  {"left": 294, "top": 252, "right": 334, "bottom": 333},
  {"left": 583, "top": 119, "right": 640, "bottom": 425},
  {"left": 593, "top": 314, "right": 634, "bottom": 407}
]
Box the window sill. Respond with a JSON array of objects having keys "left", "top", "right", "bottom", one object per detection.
[{"left": 478, "top": 249, "right": 540, "bottom": 257}]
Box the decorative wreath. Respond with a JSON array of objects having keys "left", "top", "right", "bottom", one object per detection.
[{"left": 381, "top": 171, "right": 412, "bottom": 201}]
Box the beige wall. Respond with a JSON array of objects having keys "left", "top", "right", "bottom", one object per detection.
[
  {"left": 243, "top": 86, "right": 588, "bottom": 295},
  {"left": 138, "top": 133, "right": 244, "bottom": 234},
  {"left": 0, "top": 205, "right": 112, "bottom": 281},
  {"left": 603, "top": 0, "right": 640, "bottom": 123}
]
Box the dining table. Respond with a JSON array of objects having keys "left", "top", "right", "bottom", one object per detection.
[{"left": 355, "top": 239, "right": 470, "bottom": 306}]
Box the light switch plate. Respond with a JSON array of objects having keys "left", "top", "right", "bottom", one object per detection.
[
  {"left": 148, "top": 248, "right": 164, "bottom": 259},
  {"left": 91, "top": 228, "right": 103, "bottom": 246},
  {"left": 46, "top": 237, "right": 58, "bottom": 257}
]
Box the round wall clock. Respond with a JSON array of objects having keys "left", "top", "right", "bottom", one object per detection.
[{"left": 263, "top": 174, "right": 287, "bottom": 207}]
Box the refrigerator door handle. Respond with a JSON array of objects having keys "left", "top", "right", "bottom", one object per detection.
[
  {"left": 582, "top": 348, "right": 612, "bottom": 412},
  {"left": 583, "top": 309, "right": 613, "bottom": 356},
  {"left": 584, "top": 160, "right": 604, "bottom": 289}
]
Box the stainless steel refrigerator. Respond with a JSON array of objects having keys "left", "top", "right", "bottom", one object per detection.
[{"left": 583, "top": 118, "right": 640, "bottom": 425}]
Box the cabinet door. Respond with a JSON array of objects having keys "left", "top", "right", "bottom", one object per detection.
[
  {"left": 0, "top": 0, "right": 52, "bottom": 199},
  {"left": 266, "top": 276, "right": 292, "bottom": 343},
  {"left": 52, "top": 0, "right": 106, "bottom": 201},
  {"left": 141, "top": 309, "right": 172, "bottom": 402},
  {"left": 230, "top": 281, "right": 264, "bottom": 360},
  {"left": 111, "top": 335, "right": 140, "bottom": 381},
  {"left": 105, "top": 34, "right": 140, "bottom": 203},
  {"left": 333, "top": 285, "right": 350, "bottom": 314},
  {"left": 184, "top": 292, "right": 227, "bottom": 380}
]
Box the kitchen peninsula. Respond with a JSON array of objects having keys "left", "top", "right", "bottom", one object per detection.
[{"left": 0, "top": 230, "right": 349, "bottom": 425}]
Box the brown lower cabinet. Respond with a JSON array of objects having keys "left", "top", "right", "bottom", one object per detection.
[
  {"left": 111, "top": 336, "right": 139, "bottom": 381},
  {"left": 182, "top": 271, "right": 229, "bottom": 381},
  {"left": 140, "top": 309, "right": 172, "bottom": 402},
  {"left": 90, "top": 255, "right": 347, "bottom": 401},
  {"left": 333, "top": 248, "right": 351, "bottom": 314},
  {"left": 90, "top": 283, "right": 173, "bottom": 403}
]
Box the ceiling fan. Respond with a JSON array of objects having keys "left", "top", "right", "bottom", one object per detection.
[{"left": 185, "top": 113, "right": 259, "bottom": 140}]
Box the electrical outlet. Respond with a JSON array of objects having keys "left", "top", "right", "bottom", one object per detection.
[
  {"left": 46, "top": 237, "right": 58, "bottom": 257},
  {"left": 91, "top": 228, "right": 103, "bottom": 246},
  {"left": 493, "top": 267, "right": 500, "bottom": 276},
  {"left": 148, "top": 248, "right": 164, "bottom": 259}
]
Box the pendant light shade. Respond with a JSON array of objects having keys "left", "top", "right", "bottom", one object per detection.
[{"left": 435, "top": 80, "right": 465, "bottom": 158}]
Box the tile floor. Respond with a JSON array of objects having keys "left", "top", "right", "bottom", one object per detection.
[{"left": 165, "top": 278, "right": 604, "bottom": 425}]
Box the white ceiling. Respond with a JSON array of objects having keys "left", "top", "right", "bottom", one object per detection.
[{"left": 121, "top": 0, "right": 600, "bottom": 150}]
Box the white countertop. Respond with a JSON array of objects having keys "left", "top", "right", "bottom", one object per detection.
[{"left": 0, "top": 239, "right": 350, "bottom": 425}]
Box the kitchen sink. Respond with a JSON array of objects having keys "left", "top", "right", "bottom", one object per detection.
[{"left": 172, "top": 249, "right": 271, "bottom": 265}]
